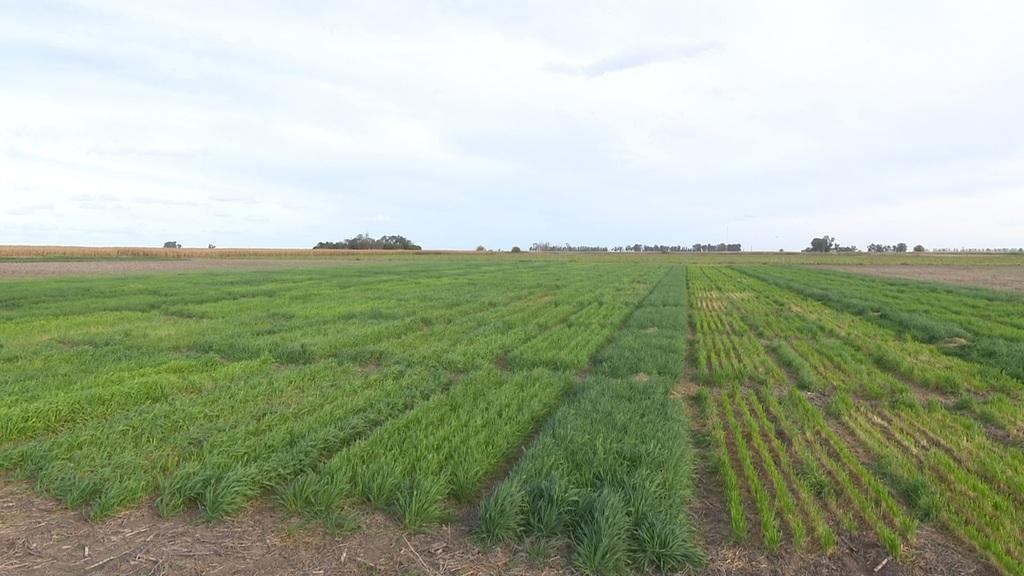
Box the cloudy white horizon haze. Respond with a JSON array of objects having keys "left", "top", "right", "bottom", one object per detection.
[{"left": 1, "top": 1, "right": 1022, "bottom": 251}]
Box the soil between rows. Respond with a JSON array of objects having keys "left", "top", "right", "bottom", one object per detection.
[{"left": 0, "top": 479, "right": 574, "bottom": 576}]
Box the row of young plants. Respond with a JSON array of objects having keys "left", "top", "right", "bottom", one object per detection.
[
  {"left": 277, "top": 268, "right": 668, "bottom": 531},
  {"left": 689, "top": 267, "right": 916, "bottom": 556},
  {"left": 842, "top": 403, "right": 1024, "bottom": 574},
  {"left": 744, "top": 265, "right": 1024, "bottom": 336},
  {"left": 0, "top": 260, "right": 665, "bottom": 519},
  {"left": 281, "top": 367, "right": 575, "bottom": 530},
  {"left": 742, "top": 265, "right": 1024, "bottom": 382},
  {"left": 690, "top": 268, "right": 785, "bottom": 387},
  {"left": 0, "top": 263, "right": 546, "bottom": 442},
  {"left": 477, "top": 266, "right": 705, "bottom": 575},
  {"left": 723, "top": 266, "right": 1024, "bottom": 437},
  {"left": 0, "top": 262, "right": 518, "bottom": 413},
  {"left": 704, "top": 266, "right": 1024, "bottom": 571}
]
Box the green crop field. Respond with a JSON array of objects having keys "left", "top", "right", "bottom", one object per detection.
[{"left": 1, "top": 256, "right": 1023, "bottom": 575}]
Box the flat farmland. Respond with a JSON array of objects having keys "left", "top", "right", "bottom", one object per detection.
[
  {"left": 820, "top": 264, "right": 1024, "bottom": 293},
  {"left": 1, "top": 256, "right": 1022, "bottom": 575}
]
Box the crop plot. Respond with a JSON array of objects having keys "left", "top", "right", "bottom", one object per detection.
[
  {"left": 478, "top": 267, "right": 703, "bottom": 575},
  {"left": 1, "top": 257, "right": 1022, "bottom": 575},
  {"left": 690, "top": 268, "right": 911, "bottom": 556},
  {"left": 690, "top": 266, "right": 1024, "bottom": 574},
  {"left": 0, "top": 260, "right": 665, "bottom": 523}
]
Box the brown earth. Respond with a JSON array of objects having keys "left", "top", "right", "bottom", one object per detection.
[
  {"left": 0, "top": 258, "right": 397, "bottom": 278},
  {"left": 0, "top": 480, "right": 569, "bottom": 576},
  {"left": 820, "top": 265, "right": 1024, "bottom": 293},
  {"left": 1, "top": 460, "right": 1001, "bottom": 576}
]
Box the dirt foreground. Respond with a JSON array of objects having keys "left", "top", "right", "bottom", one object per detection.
[
  {"left": 0, "top": 481, "right": 564, "bottom": 576},
  {"left": 2, "top": 477, "right": 998, "bottom": 576}
]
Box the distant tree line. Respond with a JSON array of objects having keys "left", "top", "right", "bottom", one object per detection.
[
  {"left": 528, "top": 242, "right": 741, "bottom": 253},
  {"left": 163, "top": 242, "right": 217, "bottom": 249},
  {"left": 806, "top": 235, "right": 933, "bottom": 253},
  {"left": 681, "top": 243, "right": 742, "bottom": 253},
  {"left": 529, "top": 242, "right": 608, "bottom": 252},
  {"left": 614, "top": 243, "right": 742, "bottom": 252},
  {"left": 867, "top": 243, "right": 913, "bottom": 253},
  {"left": 932, "top": 247, "right": 1024, "bottom": 253},
  {"left": 314, "top": 234, "right": 421, "bottom": 250}
]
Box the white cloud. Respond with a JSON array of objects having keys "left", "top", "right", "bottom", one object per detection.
[
  {"left": 545, "top": 42, "right": 721, "bottom": 77},
  {"left": 1, "top": 0, "right": 1022, "bottom": 249}
]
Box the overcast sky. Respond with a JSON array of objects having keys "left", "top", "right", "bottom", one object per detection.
[{"left": 2, "top": 1, "right": 1022, "bottom": 250}]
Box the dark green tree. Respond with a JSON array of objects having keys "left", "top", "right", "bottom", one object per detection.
[{"left": 807, "top": 236, "right": 837, "bottom": 252}]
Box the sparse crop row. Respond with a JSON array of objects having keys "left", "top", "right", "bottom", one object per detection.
[
  {"left": 744, "top": 387, "right": 835, "bottom": 550},
  {"left": 691, "top": 268, "right": 915, "bottom": 556},
  {"left": 698, "top": 266, "right": 1024, "bottom": 569},
  {"left": 843, "top": 404, "right": 1024, "bottom": 573},
  {"left": 704, "top": 382, "right": 909, "bottom": 555},
  {"left": 689, "top": 267, "right": 785, "bottom": 387},
  {"left": 703, "top": 390, "right": 746, "bottom": 541},
  {"left": 742, "top": 266, "right": 1024, "bottom": 382},
  {"left": 715, "top": 267, "right": 1023, "bottom": 435},
  {"left": 734, "top": 390, "right": 806, "bottom": 548},
  {"left": 478, "top": 267, "right": 705, "bottom": 575},
  {"left": 721, "top": 389, "right": 781, "bottom": 551}
]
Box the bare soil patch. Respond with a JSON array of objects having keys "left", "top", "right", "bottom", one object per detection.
[
  {"left": 2, "top": 458, "right": 998, "bottom": 576},
  {"left": 819, "top": 265, "right": 1024, "bottom": 293},
  {"left": 0, "top": 258, "right": 384, "bottom": 279},
  {"left": 0, "top": 480, "right": 570, "bottom": 576}
]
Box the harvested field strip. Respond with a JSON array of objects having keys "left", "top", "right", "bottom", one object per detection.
[{"left": 820, "top": 264, "right": 1024, "bottom": 294}]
